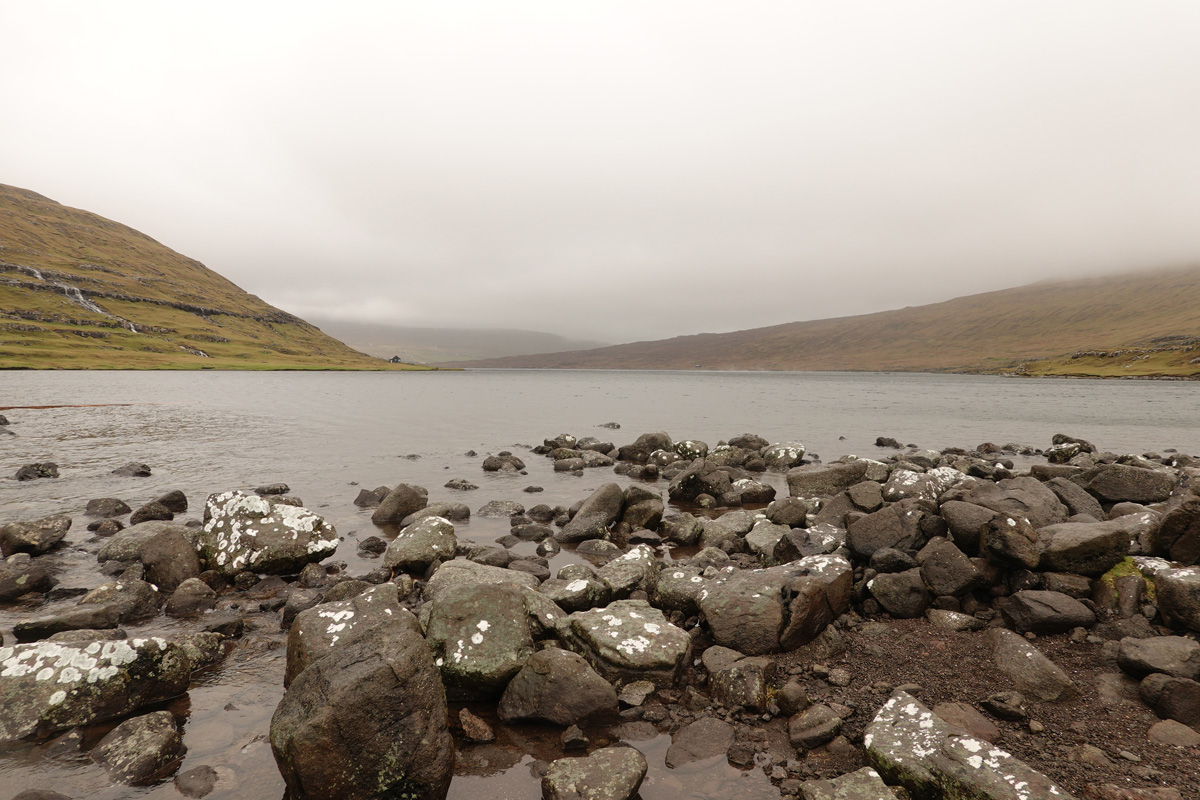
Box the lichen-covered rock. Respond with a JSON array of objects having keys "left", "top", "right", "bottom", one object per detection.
[
  {"left": 865, "top": 691, "right": 1077, "bottom": 799},
  {"left": 497, "top": 648, "right": 617, "bottom": 725},
  {"left": 271, "top": 623, "right": 453, "bottom": 800},
  {"left": 558, "top": 600, "right": 690, "bottom": 687},
  {"left": 596, "top": 544, "right": 660, "bottom": 598},
  {"left": 285, "top": 583, "right": 413, "bottom": 686},
  {"left": 0, "top": 514, "right": 71, "bottom": 557},
  {"left": 956, "top": 476, "right": 1069, "bottom": 529},
  {"left": 424, "top": 582, "right": 560, "bottom": 696},
  {"left": 382, "top": 515, "right": 457, "bottom": 573},
  {"left": 882, "top": 467, "right": 965, "bottom": 503},
  {"left": 798, "top": 767, "right": 895, "bottom": 800},
  {"left": 980, "top": 514, "right": 1041, "bottom": 569},
  {"left": 1036, "top": 519, "right": 1134, "bottom": 577},
  {"left": 542, "top": 745, "right": 647, "bottom": 800},
  {"left": 197, "top": 491, "right": 339, "bottom": 576},
  {"left": 787, "top": 460, "right": 879, "bottom": 498},
  {"left": 424, "top": 558, "right": 540, "bottom": 601},
  {"left": 78, "top": 578, "right": 163, "bottom": 623},
  {"left": 91, "top": 710, "right": 184, "bottom": 784},
  {"left": 0, "top": 637, "right": 190, "bottom": 744},
  {"left": 697, "top": 555, "right": 853, "bottom": 655},
  {"left": 764, "top": 442, "right": 807, "bottom": 470},
  {"left": 539, "top": 574, "right": 612, "bottom": 613},
  {"left": 710, "top": 656, "right": 775, "bottom": 712},
  {"left": 1155, "top": 566, "right": 1200, "bottom": 632}
]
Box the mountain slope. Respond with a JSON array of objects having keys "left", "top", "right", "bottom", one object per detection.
[
  {"left": 0, "top": 183, "right": 424, "bottom": 370},
  {"left": 455, "top": 267, "right": 1200, "bottom": 377},
  {"left": 305, "top": 318, "right": 609, "bottom": 363}
]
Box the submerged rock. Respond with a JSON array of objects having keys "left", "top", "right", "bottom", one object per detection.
[
  {"left": 542, "top": 745, "right": 647, "bottom": 800},
  {"left": 0, "top": 515, "right": 71, "bottom": 557},
  {"left": 91, "top": 710, "right": 184, "bottom": 785}
]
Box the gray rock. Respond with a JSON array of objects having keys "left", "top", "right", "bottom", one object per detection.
[
  {"left": 403, "top": 501, "right": 471, "bottom": 524},
  {"left": 865, "top": 691, "right": 1077, "bottom": 799},
  {"left": 0, "top": 515, "right": 70, "bottom": 557},
  {"left": 96, "top": 521, "right": 201, "bottom": 592},
  {"left": 789, "top": 703, "right": 844, "bottom": 749},
  {"left": 746, "top": 520, "right": 791, "bottom": 559},
  {"left": 979, "top": 514, "right": 1040, "bottom": 569},
  {"left": 91, "top": 710, "right": 183, "bottom": 784},
  {"left": 799, "top": 767, "right": 895, "bottom": 800},
  {"left": 710, "top": 656, "right": 775, "bottom": 711},
  {"left": 1000, "top": 590, "right": 1096, "bottom": 634},
  {"left": 424, "top": 558, "right": 540, "bottom": 602},
  {"left": 129, "top": 501, "right": 173, "bottom": 526},
  {"left": 174, "top": 764, "right": 219, "bottom": 798},
  {"left": 165, "top": 578, "right": 216, "bottom": 617},
  {"left": 882, "top": 467, "right": 965, "bottom": 503},
  {"left": 1117, "top": 636, "right": 1200, "bottom": 680},
  {"left": 596, "top": 544, "right": 660, "bottom": 598},
  {"left": 916, "top": 538, "right": 979, "bottom": 596},
  {"left": 14, "top": 462, "right": 58, "bottom": 481},
  {"left": 498, "top": 648, "right": 617, "bottom": 725},
  {"left": 618, "top": 431, "right": 673, "bottom": 463},
  {"left": 665, "top": 717, "right": 735, "bottom": 767},
  {"left": 542, "top": 745, "right": 647, "bottom": 800},
  {"left": 787, "top": 460, "right": 875, "bottom": 498},
  {"left": 0, "top": 637, "right": 189, "bottom": 744},
  {"left": 1037, "top": 519, "right": 1133, "bottom": 576},
  {"left": 766, "top": 496, "right": 816, "bottom": 527},
  {"left": 284, "top": 583, "right": 411, "bottom": 686},
  {"left": 1155, "top": 494, "right": 1200, "bottom": 564},
  {"left": 0, "top": 553, "right": 53, "bottom": 601},
  {"left": 383, "top": 515, "right": 457, "bottom": 573},
  {"left": 774, "top": 524, "right": 846, "bottom": 562},
  {"left": 938, "top": 501, "right": 996, "bottom": 555},
  {"left": 925, "top": 609, "right": 986, "bottom": 632},
  {"left": 847, "top": 505, "right": 924, "bottom": 560},
  {"left": 556, "top": 483, "right": 625, "bottom": 543},
  {"left": 13, "top": 605, "right": 123, "bottom": 642},
  {"left": 369, "top": 483, "right": 428, "bottom": 525},
  {"left": 1083, "top": 464, "right": 1177, "bottom": 504},
  {"left": 539, "top": 575, "right": 612, "bottom": 613},
  {"left": 1148, "top": 719, "right": 1200, "bottom": 747},
  {"left": 698, "top": 555, "right": 853, "bottom": 654},
  {"left": 650, "top": 565, "right": 708, "bottom": 615},
  {"left": 868, "top": 569, "right": 930, "bottom": 619},
  {"left": 198, "top": 491, "right": 338, "bottom": 576},
  {"left": 699, "top": 510, "right": 756, "bottom": 550},
  {"left": 958, "top": 476, "right": 1069, "bottom": 529},
  {"left": 1154, "top": 566, "right": 1200, "bottom": 632},
  {"left": 988, "top": 629, "right": 1078, "bottom": 701},
  {"left": 1046, "top": 476, "right": 1106, "bottom": 521},
  {"left": 86, "top": 498, "right": 132, "bottom": 518},
  {"left": 1138, "top": 672, "right": 1200, "bottom": 727},
  {"left": 78, "top": 578, "right": 162, "bottom": 623},
  {"left": 764, "top": 442, "right": 807, "bottom": 470},
  {"left": 661, "top": 512, "right": 705, "bottom": 545},
  {"left": 558, "top": 599, "right": 690, "bottom": 687},
  {"left": 270, "top": 619, "right": 453, "bottom": 800},
  {"left": 482, "top": 452, "right": 526, "bottom": 471},
  {"left": 111, "top": 462, "right": 152, "bottom": 477}
]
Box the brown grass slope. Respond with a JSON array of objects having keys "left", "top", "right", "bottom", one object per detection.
[
  {"left": 0, "top": 183, "right": 426, "bottom": 370},
  {"left": 455, "top": 266, "right": 1200, "bottom": 376}
]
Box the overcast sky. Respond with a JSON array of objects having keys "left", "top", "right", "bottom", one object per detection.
[{"left": 3, "top": 2, "right": 1200, "bottom": 343}]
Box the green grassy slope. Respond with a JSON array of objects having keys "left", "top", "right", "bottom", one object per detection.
[
  {"left": 455, "top": 267, "right": 1200, "bottom": 377},
  {"left": 0, "top": 183, "right": 429, "bottom": 370}
]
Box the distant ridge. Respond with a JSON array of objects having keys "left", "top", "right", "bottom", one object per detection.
[
  {"left": 455, "top": 266, "right": 1200, "bottom": 378},
  {"left": 0, "top": 183, "right": 425, "bottom": 369}
]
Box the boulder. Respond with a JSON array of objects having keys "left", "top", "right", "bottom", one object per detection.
[
  {"left": 710, "top": 656, "right": 775, "bottom": 712},
  {"left": 698, "top": 555, "right": 852, "bottom": 654},
  {"left": 165, "top": 578, "right": 217, "bottom": 617},
  {"left": 789, "top": 704, "right": 844, "bottom": 749},
  {"left": 270, "top": 622, "right": 453, "bottom": 800},
  {"left": 764, "top": 442, "right": 807, "bottom": 470},
  {"left": 14, "top": 463, "right": 58, "bottom": 481},
  {"left": 1046, "top": 476, "right": 1106, "bottom": 521},
  {"left": 13, "top": 605, "right": 123, "bottom": 642},
  {"left": 787, "top": 460, "right": 875, "bottom": 498},
  {"left": 979, "top": 514, "right": 1040, "bottom": 569},
  {"left": 1154, "top": 566, "right": 1200, "bottom": 632},
  {"left": 497, "top": 648, "right": 617, "bottom": 725},
  {"left": 91, "top": 710, "right": 184, "bottom": 784},
  {"left": 542, "top": 745, "right": 647, "bottom": 800},
  {"left": 370, "top": 483, "right": 429, "bottom": 526},
  {"left": 957, "top": 476, "right": 1069, "bottom": 529},
  {"left": 197, "top": 491, "right": 339, "bottom": 576},
  {"left": 1117, "top": 636, "right": 1200, "bottom": 680},
  {"left": 556, "top": 483, "right": 625, "bottom": 543},
  {"left": 78, "top": 578, "right": 162, "bottom": 623},
  {"left": 1082, "top": 464, "right": 1177, "bottom": 504},
  {"left": 482, "top": 452, "right": 526, "bottom": 471},
  {"left": 596, "top": 544, "right": 661, "bottom": 598},
  {"left": 882, "top": 467, "right": 965, "bottom": 503},
  {"left": 539, "top": 574, "right": 612, "bottom": 613},
  {"left": 699, "top": 510, "right": 756, "bottom": 550},
  {"left": 424, "top": 582, "right": 559, "bottom": 696},
  {"left": 988, "top": 628, "right": 1078, "bottom": 701},
  {"left": 847, "top": 505, "right": 924, "bottom": 559},
  {"left": 865, "top": 691, "right": 1076, "bottom": 799},
  {"left": 999, "top": 590, "right": 1096, "bottom": 634},
  {"left": 916, "top": 538, "right": 979, "bottom": 596},
  {"left": 86, "top": 498, "right": 132, "bottom": 518},
  {"left": 618, "top": 431, "right": 673, "bottom": 463},
  {"left": 383, "top": 516, "right": 457, "bottom": 573},
  {"left": 665, "top": 717, "right": 735, "bottom": 767},
  {"left": 0, "top": 554, "right": 53, "bottom": 601},
  {"left": 745, "top": 520, "right": 791, "bottom": 559},
  {"left": 96, "top": 521, "right": 201, "bottom": 592},
  {"left": 1154, "top": 495, "right": 1200, "bottom": 564},
  {"left": 650, "top": 566, "right": 708, "bottom": 616},
  {"left": 1138, "top": 673, "right": 1200, "bottom": 727},
  {"left": 112, "top": 462, "right": 152, "bottom": 477},
  {"left": 668, "top": 459, "right": 733, "bottom": 504},
  {"left": 1036, "top": 519, "right": 1133, "bottom": 577},
  {"left": 0, "top": 515, "right": 71, "bottom": 557},
  {"left": 938, "top": 501, "right": 996, "bottom": 555},
  {"left": 284, "top": 583, "right": 411, "bottom": 686},
  {"left": 558, "top": 599, "right": 691, "bottom": 687},
  {"left": 129, "top": 501, "right": 173, "bottom": 525},
  {"left": 0, "top": 637, "right": 189, "bottom": 744},
  {"left": 798, "top": 767, "right": 895, "bottom": 800}
]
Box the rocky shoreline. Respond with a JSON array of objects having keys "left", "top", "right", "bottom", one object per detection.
[{"left": 2, "top": 421, "right": 1200, "bottom": 799}]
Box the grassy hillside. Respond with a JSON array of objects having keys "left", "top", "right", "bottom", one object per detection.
[
  {"left": 306, "top": 318, "right": 609, "bottom": 363},
  {"left": 455, "top": 267, "right": 1200, "bottom": 378},
  {"left": 0, "top": 184, "right": 429, "bottom": 370}
]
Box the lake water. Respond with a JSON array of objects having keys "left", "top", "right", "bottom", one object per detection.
[{"left": 0, "top": 369, "right": 1197, "bottom": 798}]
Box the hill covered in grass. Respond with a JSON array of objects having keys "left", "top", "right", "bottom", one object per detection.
[
  {"left": 455, "top": 267, "right": 1200, "bottom": 378},
  {"left": 0, "top": 183, "right": 427, "bottom": 370}
]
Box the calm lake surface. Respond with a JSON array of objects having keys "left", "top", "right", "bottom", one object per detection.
[{"left": 0, "top": 369, "right": 1197, "bottom": 799}]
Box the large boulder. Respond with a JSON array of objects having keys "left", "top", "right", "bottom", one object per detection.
[
  {"left": 0, "top": 515, "right": 71, "bottom": 557},
  {"left": 1117, "top": 636, "right": 1200, "bottom": 680},
  {"left": 423, "top": 582, "right": 559, "bottom": 696},
  {"left": 668, "top": 459, "right": 735, "bottom": 504},
  {"left": 497, "top": 648, "right": 617, "bottom": 725},
  {"left": 697, "top": 555, "right": 853, "bottom": 654},
  {"left": 865, "top": 691, "right": 1077, "bottom": 799},
  {"left": 0, "top": 637, "right": 190, "bottom": 744},
  {"left": 665, "top": 717, "right": 735, "bottom": 767},
  {"left": 1036, "top": 519, "right": 1133, "bottom": 577},
  {"left": 370, "top": 483, "right": 429, "bottom": 526},
  {"left": 382, "top": 516, "right": 457, "bottom": 573},
  {"left": 957, "top": 476, "right": 1068, "bottom": 529},
  {"left": 999, "top": 590, "right": 1096, "bottom": 634},
  {"left": 938, "top": 500, "right": 996, "bottom": 555},
  {"left": 979, "top": 514, "right": 1041, "bottom": 569},
  {"left": 423, "top": 558, "right": 540, "bottom": 602},
  {"left": 847, "top": 504, "right": 925, "bottom": 559},
  {"left": 557, "top": 600, "right": 691, "bottom": 687},
  {"left": 596, "top": 544, "right": 661, "bottom": 598},
  {"left": 799, "top": 767, "right": 895, "bottom": 800},
  {"left": 787, "top": 460, "right": 878, "bottom": 498},
  {"left": 556, "top": 483, "right": 625, "bottom": 544},
  {"left": 96, "top": 521, "right": 201, "bottom": 592},
  {"left": 916, "top": 537, "right": 979, "bottom": 597},
  {"left": 91, "top": 710, "right": 184, "bottom": 785},
  {"left": 197, "top": 491, "right": 339, "bottom": 576},
  {"left": 868, "top": 569, "right": 931, "bottom": 619},
  {"left": 270, "top": 624, "right": 453, "bottom": 800},
  {"left": 764, "top": 442, "right": 807, "bottom": 470},
  {"left": 1155, "top": 566, "right": 1200, "bottom": 632},
  {"left": 1154, "top": 494, "right": 1200, "bottom": 564},
  {"left": 882, "top": 467, "right": 965, "bottom": 503},
  {"left": 617, "top": 431, "right": 673, "bottom": 463},
  {"left": 542, "top": 745, "right": 647, "bottom": 800},
  {"left": 78, "top": 578, "right": 162, "bottom": 623},
  {"left": 284, "top": 583, "right": 412, "bottom": 686},
  {"left": 1082, "top": 464, "right": 1177, "bottom": 504},
  {"left": 1138, "top": 673, "right": 1200, "bottom": 728},
  {"left": 988, "top": 628, "right": 1078, "bottom": 701}
]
